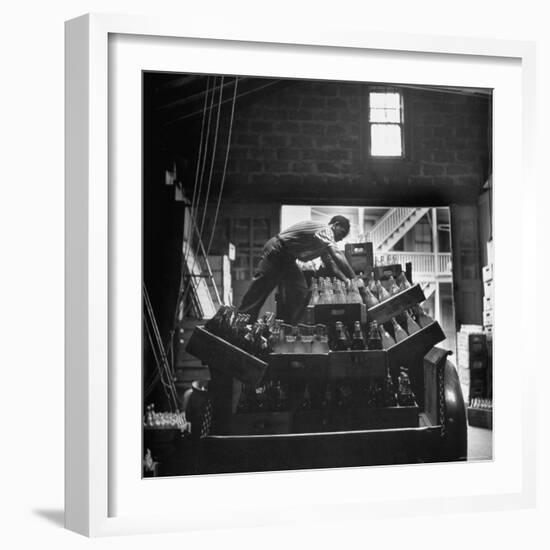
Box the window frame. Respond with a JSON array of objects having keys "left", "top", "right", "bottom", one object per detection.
[{"left": 362, "top": 85, "right": 410, "bottom": 162}]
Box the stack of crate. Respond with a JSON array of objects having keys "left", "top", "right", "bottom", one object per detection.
[
  {"left": 482, "top": 240, "right": 494, "bottom": 340},
  {"left": 456, "top": 327, "right": 488, "bottom": 401}
]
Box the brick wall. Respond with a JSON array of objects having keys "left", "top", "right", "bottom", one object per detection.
[{"left": 215, "top": 80, "right": 490, "bottom": 205}]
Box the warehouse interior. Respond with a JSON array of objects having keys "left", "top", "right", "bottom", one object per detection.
[{"left": 142, "top": 73, "right": 493, "bottom": 476}]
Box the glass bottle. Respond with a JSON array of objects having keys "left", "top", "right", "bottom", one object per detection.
[
  {"left": 280, "top": 323, "right": 294, "bottom": 353},
  {"left": 269, "top": 319, "right": 284, "bottom": 353},
  {"left": 376, "top": 280, "right": 391, "bottom": 302},
  {"left": 308, "top": 278, "right": 320, "bottom": 306},
  {"left": 383, "top": 368, "right": 397, "bottom": 406},
  {"left": 367, "top": 321, "right": 383, "bottom": 350},
  {"left": 397, "top": 272, "right": 412, "bottom": 291},
  {"left": 367, "top": 272, "right": 377, "bottom": 295},
  {"left": 411, "top": 305, "right": 433, "bottom": 328},
  {"left": 333, "top": 280, "right": 344, "bottom": 304},
  {"left": 363, "top": 287, "right": 380, "bottom": 309},
  {"left": 387, "top": 275, "right": 400, "bottom": 295},
  {"left": 334, "top": 321, "right": 349, "bottom": 351},
  {"left": 311, "top": 324, "right": 330, "bottom": 353},
  {"left": 351, "top": 321, "right": 366, "bottom": 350},
  {"left": 397, "top": 367, "right": 416, "bottom": 406},
  {"left": 391, "top": 317, "right": 409, "bottom": 343},
  {"left": 350, "top": 279, "right": 364, "bottom": 304},
  {"left": 378, "top": 324, "right": 396, "bottom": 349},
  {"left": 404, "top": 310, "right": 421, "bottom": 335},
  {"left": 294, "top": 324, "right": 308, "bottom": 354}
]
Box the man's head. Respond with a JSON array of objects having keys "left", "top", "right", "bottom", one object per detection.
[{"left": 329, "top": 215, "right": 351, "bottom": 242}]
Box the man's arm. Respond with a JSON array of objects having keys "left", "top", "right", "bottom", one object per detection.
[
  {"left": 322, "top": 247, "right": 356, "bottom": 280},
  {"left": 320, "top": 251, "right": 347, "bottom": 281}
]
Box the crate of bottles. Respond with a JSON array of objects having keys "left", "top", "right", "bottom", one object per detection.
[
  {"left": 229, "top": 411, "right": 293, "bottom": 435},
  {"left": 313, "top": 303, "right": 367, "bottom": 326},
  {"left": 328, "top": 350, "right": 387, "bottom": 379},
  {"left": 268, "top": 353, "right": 330, "bottom": 378},
  {"left": 185, "top": 326, "right": 268, "bottom": 386},
  {"left": 467, "top": 397, "right": 492, "bottom": 429},
  {"left": 367, "top": 284, "right": 426, "bottom": 325},
  {"left": 291, "top": 367, "right": 419, "bottom": 432},
  {"left": 328, "top": 404, "right": 419, "bottom": 431},
  {"left": 386, "top": 321, "right": 446, "bottom": 366}
]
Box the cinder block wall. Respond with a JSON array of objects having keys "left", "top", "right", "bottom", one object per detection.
[{"left": 217, "top": 80, "right": 490, "bottom": 205}]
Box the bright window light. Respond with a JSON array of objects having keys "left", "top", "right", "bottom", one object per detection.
[{"left": 369, "top": 89, "right": 404, "bottom": 157}]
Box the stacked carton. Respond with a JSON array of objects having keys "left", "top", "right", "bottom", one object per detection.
[
  {"left": 456, "top": 326, "right": 488, "bottom": 399},
  {"left": 482, "top": 240, "right": 493, "bottom": 340}
]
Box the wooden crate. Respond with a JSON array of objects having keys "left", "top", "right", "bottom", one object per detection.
[
  {"left": 229, "top": 412, "right": 293, "bottom": 435},
  {"left": 313, "top": 303, "right": 367, "bottom": 326},
  {"left": 268, "top": 353, "right": 330, "bottom": 379},
  {"left": 387, "top": 321, "right": 446, "bottom": 367},
  {"left": 268, "top": 351, "right": 386, "bottom": 380},
  {"left": 292, "top": 404, "right": 419, "bottom": 433},
  {"left": 344, "top": 242, "right": 374, "bottom": 274},
  {"left": 185, "top": 326, "right": 268, "bottom": 385},
  {"left": 467, "top": 407, "right": 492, "bottom": 429},
  {"left": 367, "top": 284, "right": 426, "bottom": 325},
  {"left": 328, "top": 350, "right": 387, "bottom": 379}
]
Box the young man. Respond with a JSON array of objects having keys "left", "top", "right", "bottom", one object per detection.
[{"left": 238, "top": 215, "right": 357, "bottom": 323}]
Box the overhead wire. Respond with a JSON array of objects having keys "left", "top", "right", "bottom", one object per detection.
[
  {"left": 197, "top": 75, "right": 224, "bottom": 251},
  {"left": 173, "top": 76, "right": 212, "bottom": 328},
  {"left": 163, "top": 79, "right": 278, "bottom": 126},
  {"left": 179, "top": 76, "right": 227, "bottom": 315},
  {"left": 176, "top": 77, "right": 218, "bottom": 317},
  {"left": 144, "top": 313, "right": 177, "bottom": 410},
  {"left": 205, "top": 77, "right": 239, "bottom": 258},
  {"left": 143, "top": 284, "right": 179, "bottom": 410}
]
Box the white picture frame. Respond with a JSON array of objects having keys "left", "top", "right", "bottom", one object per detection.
[{"left": 65, "top": 13, "right": 537, "bottom": 537}]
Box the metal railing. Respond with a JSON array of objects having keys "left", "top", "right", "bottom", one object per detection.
[
  {"left": 367, "top": 207, "right": 415, "bottom": 249},
  {"left": 374, "top": 252, "right": 452, "bottom": 277}
]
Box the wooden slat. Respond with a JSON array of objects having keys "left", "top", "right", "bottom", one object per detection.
[
  {"left": 185, "top": 327, "right": 268, "bottom": 385},
  {"left": 313, "top": 303, "right": 367, "bottom": 326},
  {"left": 387, "top": 321, "right": 446, "bottom": 367},
  {"left": 268, "top": 354, "right": 330, "bottom": 379},
  {"left": 328, "top": 350, "right": 387, "bottom": 378},
  {"left": 367, "top": 283, "right": 426, "bottom": 325}
]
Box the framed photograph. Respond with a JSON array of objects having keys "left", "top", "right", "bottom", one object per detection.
[{"left": 65, "top": 13, "right": 536, "bottom": 536}]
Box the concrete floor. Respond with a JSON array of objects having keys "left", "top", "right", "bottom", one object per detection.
[{"left": 467, "top": 424, "right": 493, "bottom": 461}]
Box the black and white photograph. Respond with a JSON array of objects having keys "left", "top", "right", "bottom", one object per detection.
[{"left": 142, "top": 72, "right": 494, "bottom": 477}]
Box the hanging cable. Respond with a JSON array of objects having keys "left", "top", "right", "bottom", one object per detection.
[
  {"left": 179, "top": 76, "right": 226, "bottom": 314},
  {"left": 197, "top": 75, "right": 224, "bottom": 247},
  {"left": 143, "top": 284, "right": 179, "bottom": 410},
  {"left": 205, "top": 77, "right": 239, "bottom": 258},
  {"left": 194, "top": 76, "right": 218, "bottom": 238},
  {"left": 172, "top": 77, "right": 213, "bottom": 334},
  {"left": 180, "top": 77, "right": 233, "bottom": 318},
  {"left": 143, "top": 310, "right": 178, "bottom": 410},
  {"left": 163, "top": 79, "right": 278, "bottom": 126},
  {"left": 144, "top": 313, "right": 177, "bottom": 411},
  {"left": 176, "top": 77, "right": 218, "bottom": 315}
]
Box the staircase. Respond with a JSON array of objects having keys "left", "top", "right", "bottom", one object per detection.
[{"left": 367, "top": 207, "right": 429, "bottom": 251}]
